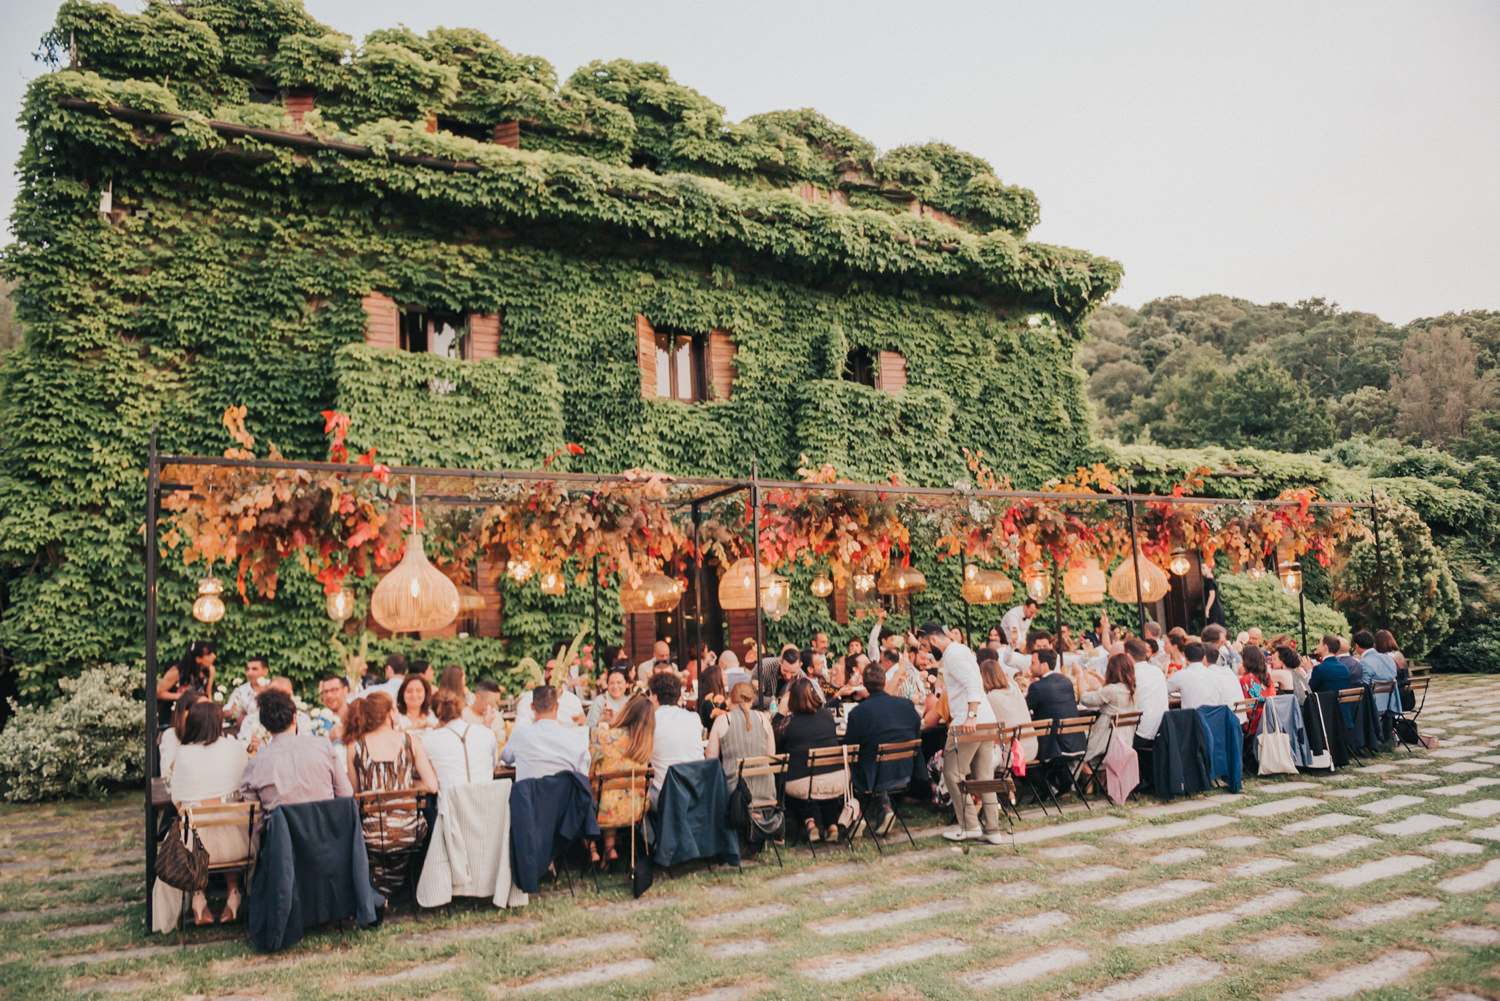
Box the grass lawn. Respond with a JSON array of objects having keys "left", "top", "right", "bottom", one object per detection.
[{"left": 2, "top": 674, "right": 1498, "bottom": 1001}]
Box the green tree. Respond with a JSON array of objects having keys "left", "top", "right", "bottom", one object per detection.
[
  {"left": 0, "top": 279, "right": 22, "bottom": 352},
  {"left": 1329, "top": 385, "right": 1395, "bottom": 439},
  {"left": 1194, "top": 357, "right": 1334, "bottom": 452},
  {"left": 1388, "top": 324, "right": 1497, "bottom": 446}
]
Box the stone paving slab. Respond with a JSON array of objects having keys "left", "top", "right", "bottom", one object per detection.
[
  {"left": 1039, "top": 843, "right": 1096, "bottom": 859},
  {"left": 1324, "top": 785, "right": 1384, "bottom": 798},
  {"left": 1109, "top": 814, "right": 1236, "bottom": 845},
  {"left": 393, "top": 920, "right": 538, "bottom": 947},
  {"left": 1468, "top": 825, "right": 1500, "bottom": 841},
  {"left": 1317, "top": 854, "right": 1432, "bottom": 888},
  {"left": 763, "top": 863, "right": 861, "bottom": 889},
  {"left": 1228, "top": 857, "right": 1295, "bottom": 877},
  {"left": 1070, "top": 957, "right": 1223, "bottom": 1001},
  {"left": 678, "top": 984, "right": 759, "bottom": 1001},
  {"left": 1281, "top": 813, "right": 1361, "bottom": 834},
  {"left": 1442, "top": 762, "right": 1492, "bottom": 774},
  {"left": 703, "top": 939, "right": 771, "bottom": 959},
  {"left": 1208, "top": 834, "right": 1263, "bottom": 849},
  {"left": 1272, "top": 949, "right": 1429, "bottom": 1001},
  {"left": 1255, "top": 781, "right": 1324, "bottom": 794},
  {"left": 812, "top": 883, "right": 870, "bottom": 905},
  {"left": 1130, "top": 795, "right": 1243, "bottom": 819},
  {"left": 957, "top": 946, "right": 1091, "bottom": 989},
  {"left": 1435, "top": 859, "right": 1500, "bottom": 894},
  {"left": 1231, "top": 933, "right": 1322, "bottom": 962},
  {"left": 1357, "top": 794, "right": 1426, "bottom": 815},
  {"left": 1009, "top": 815, "right": 1129, "bottom": 844},
  {"left": 1373, "top": 813, "right": 1464, "bottom": 836},
  {"left": 1113, "top": 889, "right": 1303, "bottom": 947},
  {"left": 799, "top": 935, "right": 968, "bottom": 983},
  {"left": 501, "top": 958, "right": 656, "bottom": 995},
  {"left": 811, "top": 898, "right": 967, "bottom": 937},
  {"left": 1439, "top": 924, "right": 1500, "bottom": 946},
  {"left": 1331, "top": 896, "right": 1442, "bottom": 929},
  {"left": 985, "top": 909, "right": 1071, "bottom": 938},
  {"left": 1099, "top": 878, "right": 1213, "bottom": 911},
  {"left": 986, "top": 880, "right": 1046, "bottom": 900},
  {"left": 1449, "top": 799, "right": 1500, "bottom": 818},
  {"left": 1057, "top": 864, "right": 1130, "bottom": 885},
  {"left": 41, "top": 945, "right": 177, "bottom": 967},
  {"left": 1240, "top": 796, "right": 1323, "bottom": 817},
  {"left": 347, "top": 958, "right": 463, "bottom": 989},
  {"left": 522, "top": 930, "right": 636, "bottom": 957},
  {"left": 684, "top": 904, "right": 791, "bottom": 932},
  {"left": 1428, "top": 840, "right": 1484, "bottom": 855},
  {"left": 1148, "top": 847, "right": 1207, "bottom": 864}
]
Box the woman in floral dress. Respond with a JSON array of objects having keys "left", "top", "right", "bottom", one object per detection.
[
  {"left": 1238, "top": 646, "right": 1277, "bottom": 735},
  {"left": 590, "top": 695, "right": 655, "bottom": 868},
  {"left": 344, "top": 692, "right": 439, "bottom": 897}
]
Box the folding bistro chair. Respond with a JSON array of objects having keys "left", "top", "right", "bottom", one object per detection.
[
  {"left": 1007, "top": 720, "right": 1061, "bottom": 815},
  {"left": 177, "top": 801, "right": 257, "bottom": 942},
  {"left": 851, "top": 739, "right": 921, "bottom": 855},
  {"left": 355, "top": 788, "right": 436, "bottom": 899},
  {"left": 798, "top": 747, "right": 853, "bottom": 857},
  {"left": 1052, "top": 716, "right": 1097, "bottom": 810},
  {"left": 950, "top": 723, "right": 1013, "bottom": 827},
  {"left": 734, "top": 753, "right": 789, "bottom": 867},
  {"left": 592, "top": 766, "right": 653, "bottom": 879},
  {"left": 1336, "top": 689, "right": 1369, "bottom": 766},
  {"left": 1098, "top": 710, "right": 1143, "bottom": 803},
  {"left": 1390, "top": 676, "right": 1430, "bottom": 752}
]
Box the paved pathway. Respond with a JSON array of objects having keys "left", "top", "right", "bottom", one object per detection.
[{"left": 3, "top": 675, "right": 1499, "bottom": 1000}]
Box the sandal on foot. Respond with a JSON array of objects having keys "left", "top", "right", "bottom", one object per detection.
[
  {"left": 220, "top": 889, "right": 242, "bottom": 924},
  {"left": 805, "top": 820, "right": 821, "bottom": 843}
]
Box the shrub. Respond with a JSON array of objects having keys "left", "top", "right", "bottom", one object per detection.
[
  {"left": 1219, "top": 574, "right": 1349, "bottom": 646},
  {"left": 0, "top": 664, "right": 144, "bottom": 802}
]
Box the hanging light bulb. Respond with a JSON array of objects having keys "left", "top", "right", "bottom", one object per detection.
[
  {"left": 965, "top": 563, "right": 978, "bottom": 581},
  {"left": 193, "top": 577, "right": 226, "bottom": 624},
  {"left": 1248, "top": 564, "right": 1267, "bottom": 581},
  {"left": 809, "top": 575, "right": 834, "bottom": 598},
  {"left": 326, "top": 586, "right": 356, "bottom": 622},
  {"left": 506, "top": 559, "right": 534, "bottom": 583},
  {"left": 1168, "top": 551, "right": 1192, "bottom": 577},
  {"left": 763, "top": 574, "right": 791, "bottom": 620},
  {"left": 1279, "top": 561, "right": 1303, "bottom": 596},
  {"left": 539, "top": 571, "right": 565, "bottom": 596},
  {"left": 1023, "top": 563, "right": 1051, "bottom": 601}
]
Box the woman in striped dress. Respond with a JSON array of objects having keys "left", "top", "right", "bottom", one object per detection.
[{"left": 344, "top": 692, "right": 438, "bottom": 897}]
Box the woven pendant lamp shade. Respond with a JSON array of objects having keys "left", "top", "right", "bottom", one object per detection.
[
  {"left": 370, "top": 534, "right": 460, "bottom": 633},
  {"left": 621, "top": 573, "right": 682, "bottom": 614},
  {"left": 1062, "top": 557, "right": 1107, "bottom": 604},
  {"left": 1107, "top": 550, "right": 1171, "bottom": 604},
  {"left": 456, "top": 583, "right": 486, "bottom": 613},
  {"left": 877, "top": 565, "right": 927, "bottom": 596},
  {"left": 962, "top": 568, "right": 1013, "bottom": 605},
  {"left": 718, "top": 557, "right": 771, "bottom": 610}
]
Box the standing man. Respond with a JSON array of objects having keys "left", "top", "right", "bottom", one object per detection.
[
  {"left": 755, "top": 645, "right": 822, "bottom": 713},
  {"left": 918, "top": 622, "right": 1002, "bottom": 845},
  {"left": 1000, "top": 599, "right": 1039, "bottom": 651}
]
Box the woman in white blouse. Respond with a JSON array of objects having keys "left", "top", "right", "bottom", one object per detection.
[{"left": 167, "top": 700, "right": 249, "bottom": 926}]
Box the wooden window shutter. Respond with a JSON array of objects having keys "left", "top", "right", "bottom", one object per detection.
[
  {"left": 493, "top": 121, "right": 520, "bottom": 149},
  {"left": 707, "top": 328, "right": 736, "bottom": 401},
  {"left": 362, "top": 292, "right": 400, "bottom": 350},
  {"left": 876, "top": 350, "right": 907, "bottom": 394},
  {"left": 636, "top": 314, "right": 657, "bottom": 398},
  {"left": 833, "top": 582, "right": 849, "bottom": 625},
  {"left": 469, "top": 313, "right": 501, "bottom": 360}
]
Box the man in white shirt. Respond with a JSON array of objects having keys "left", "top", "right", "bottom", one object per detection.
[
  {"left": 1201, "top": 641, "right": 1245, "bottom": 710},
  {"left": 920, "top": 622, "right": 1002, "bottom": 845},
  {"left": 499, "top": 686, "right": 589, "bottom": 782},
  {"left": 422, "top": 690, "right": 499, "bottom": 790},
  {"left": 1202, "top": 624, "right": 1241, "bottom": 671},
  {"left": 646, "top": 672, "right": 703, "bottom": 802},
  {"left": 225, "top": 656, "right": 269, "bottom": 725},
  {"left": 1166, "top": 642, "right": 1237, "bottom": 710},
  {"left": 1125, "top": 638, "right": 1168, "bottom": 742},
  {"left": 999, "top": 600, "right": 1039, "bottom": 650},
  {"left": 1143, "top": 621, "right": 1170, "bottom": 670},
  {"left": 513, "top": 686, "right": 587, "bottom": 728}
]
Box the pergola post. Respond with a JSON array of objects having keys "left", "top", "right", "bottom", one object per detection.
[
  {"left": 751, "top": 459, "right": 765, "bottom": 664},
  {"left": 591, "top": 554, "right": 601, "bottom": 658},
  {"left": 959, "top": 550, "right": 971, "bottom": 639},
  {"left": 1370, "top": 489, "right": 1389, "bottom": 630},
  {"left": 1298, "top": 586, "right": 1308, "bottom": 654},
  {"left": 691, "top": 503, "right": 705, "bottom": 670},
  {"left": 1125, "top": 492, "right": 1147, "bottom": 636},
  {"left": 143, "top": 431, "right": 160, "bottom": 930}
]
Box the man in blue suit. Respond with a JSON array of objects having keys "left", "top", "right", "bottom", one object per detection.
[
  {"left": 842, "top": 663, "right": 921, "bottom": 837},
  {"left": 1308, "top": 636, "right": 1352, "bottom": 694}
]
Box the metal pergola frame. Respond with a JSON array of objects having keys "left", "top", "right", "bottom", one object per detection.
[{"left": 140, "top": 439, "right": 1383, "bottom": 923}]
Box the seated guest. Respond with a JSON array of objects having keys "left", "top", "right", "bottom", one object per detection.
[
  {"left": 1352, "top": 629, "right": 1400, "bottom": 714},
  {"left": 1308, "top": 635, "right": 1353, "bottom": 694},
  {"left": 779, "top": 678, "right": 846, "bottom": 844},
  {"left": 718, "top": 650, "right": 751, "bottom": 691},
  {"left": 343, "top": 692, "right": 439, "bottom": 897},
  {"left": 421, "top": 690, "right": 499, "bottom": 791},
  {"left": 883, "top": 648, "right": 925, "bottom": 705},
  {"left": 317, "top": 675, "right": 351, "bottom": 743},
  {"left": 238, "top": 676, "right": 309, "bottom": 748},
  {"left": 1238, "top": 646, "right": 1277, "bottom": 734},
  {"left": 395, "top": 675, "right": 438, "bottom": 732},
  {"left": 705, "top": 682, "right": 779, "bottom": 837},
  {"left": 160, "top": 688, "right": 204, "bottom": 782},
  {"left": 1202, "top": 624, "right": 1241, "bottom": 671},
  {"left": 1125, "top": 638, "right": 1168, "bottom": 749},
  {"left": 1201, "top": 642, "right": 1244, "bottom": 707},
  {"left": 1269, "top": 645, "right": 1300, "bottom": 692},
  {"left": 1165, "top": 642, "right": 1234, "bottom": 710},
  {"left": 1375, "top": 629, "right": 1408, "bottom": 674},
  {"left": 499, "top": 685, "right": 590, "bottom": 782},
  {"left": 647, "top": 672, "right": 704, "bottom": 801},
  {"left": 224, "top": 656, "right": 269, "bottom": 726},
  {"left": 1026, "top": 649, "right": 1087, "bottom": 765},
  {"left": 754, "top": 644, "right": 821, "bottom": 713},
  {"left": 169, "top": 700, "right": 249, "bottom": 925},
  {"left": 589, "top": 667, "right": 634, "bottom": 731},
  {"left": 514, "top": 683, "right": 587, "bottom": 728},
  {"left": 1333, "top": 636, "right": 1363, "bottom": 683},
  {"left": 696, "top": 662, "right": 729, "bottom": 730},
  {"left": 842, "top": 663, "right": 922, "bottom": 836},
  {"left": 463, "top": 679, "right": 503, "bottom": 729},
  {"left": 981, "top": 656, "right": 1034, "bottom": 762},
  {"left": 590, "top": 694, "right": 655, "bottom": 868},
  {"left": 822, "top": 655, "right": 868, "bottom": 708},
  {"left": 239, "top": 688, "right": 353, "bottom": 815},
  {"left": 1080, "top": 652, "right": 1136, "bottom": 771}
]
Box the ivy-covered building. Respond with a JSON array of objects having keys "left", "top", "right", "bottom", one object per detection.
[{"left": 0, "top": 0, "right": 1122, "bottom": 696}]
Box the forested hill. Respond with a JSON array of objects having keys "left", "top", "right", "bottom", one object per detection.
[{"left": 1082, "top": 295, "right": 1500, "bottom": 456}]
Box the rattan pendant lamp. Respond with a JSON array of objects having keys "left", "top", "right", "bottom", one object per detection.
[{"left": 370, "top": 476, "right": 460, "bottom": 633}]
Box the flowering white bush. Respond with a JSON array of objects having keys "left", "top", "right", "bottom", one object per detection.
[{"left": 0, "top": 663, "right": 145, "bottom": 802}]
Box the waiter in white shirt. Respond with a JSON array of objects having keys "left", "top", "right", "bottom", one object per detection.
[
  {"left": 919, "top": 622, "right": 1003, "bottom": 845},
  {"left": 999, "top": 599, "right": 1039, "bottom": 651}
]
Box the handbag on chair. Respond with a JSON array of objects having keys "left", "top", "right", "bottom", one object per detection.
[
  {"left": 837, "top": 746, "right": 862, "bottom": 830},
  {"left": 155, "top": 817, "right": 210, "bottom": 892},
  {"left": 1256, "top": 699, "right": 1298, "bottom": 776}
]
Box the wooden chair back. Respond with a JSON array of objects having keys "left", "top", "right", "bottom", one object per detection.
[
  {"left": 802, "top": 745, "right": 849, "bottom": 778},
  {"left": 1231, "top": 698, "right": 1258, "bottom": 715},
  {"left": 355, "top": 788, "right": 428, "bottom": 848},
  {"left": 874, "top": 739, "right": 920, "bottom": 765},
  {"left": 1006, "top": 721, "right": 1054, "bottom": 766},
  {"left": 952, "top": 723, "right": 1001, "bottom": 746},
  {"left": 183, "top": 802, "right": 257, "bottom": 870},
  {"left": 593, "top": 766, "right": 653, "bottom": 802},
  {"left": 1337, "top": 687, "right": 1365, "bottom": 707},
  {"left": 735, "top": 754, "right": 788, "bottom": 808},
  {"left": 1403, "top": 676, "right": 1430, "bottom": 713}
]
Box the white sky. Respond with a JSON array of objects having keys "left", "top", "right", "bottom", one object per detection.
[{"left": 3, "top": 0, "right": 1497, "bottom": 324}]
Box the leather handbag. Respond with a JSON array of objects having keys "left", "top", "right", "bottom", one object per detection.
[
  {"left": 155, "top": 817, "right": 210, "bottom": 891},
  {"left": 837, "top": 746, "right": 862, "bottom": 830},
  {"left": 1256, "top": 699, "right": 1297, "bottom": 776}
]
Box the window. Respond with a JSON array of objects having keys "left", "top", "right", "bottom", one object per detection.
[
  {"left": 399, "top": 310, "right": 471, "bottom": 360},
  {"left": 844, "top": 347, "right": 877, "bottom": 388},
  {"left": 653, "top": 330, "right": 707, "bottom": 402}
]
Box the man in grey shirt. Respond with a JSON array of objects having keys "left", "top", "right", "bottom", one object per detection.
[{"left": 239, "top": 689, "right": 352, "bottom": 819}]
